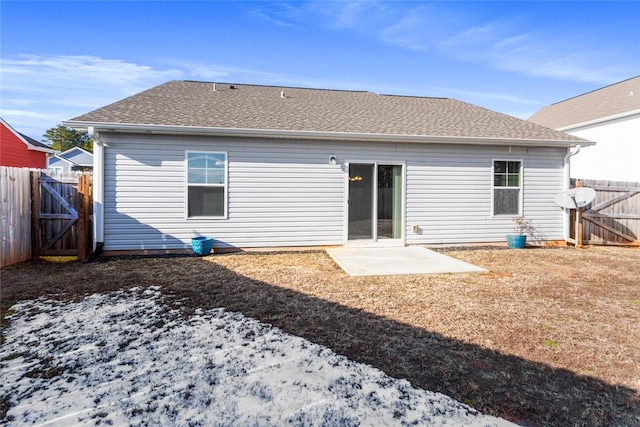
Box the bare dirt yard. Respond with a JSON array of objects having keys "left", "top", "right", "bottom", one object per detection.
[{"left": 1, "top": 245, "right": 639, "bottom": 426}]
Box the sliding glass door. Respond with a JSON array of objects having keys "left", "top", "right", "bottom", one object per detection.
[
  {"left": 348, "top": 163, "right": 375, "bottom": 240},
  {"left": 377, "top": 165, "right": 403, "bottom": 239},
  {"left": 347, "top": 163, "right": 404, "bottom": 243}
]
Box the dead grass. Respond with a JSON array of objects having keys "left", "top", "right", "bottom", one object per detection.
[{"left": 1, "top": 246, "right": 639, "bottom": 426}]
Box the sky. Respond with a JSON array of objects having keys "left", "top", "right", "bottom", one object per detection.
[{"left": 1, "top": 1, "right": 639, "bottom": 140}]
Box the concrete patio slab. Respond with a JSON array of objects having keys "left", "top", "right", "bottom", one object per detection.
[{"left": 326, "top": 246, "right": 488, "bottom": 276}]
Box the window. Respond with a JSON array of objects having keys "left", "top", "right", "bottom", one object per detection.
[
  {"left": 493, "top": 160, "right": 522, "bottom": 215},
  {"left": 186, "top": 151, "right": 227, "bottom": 218}
]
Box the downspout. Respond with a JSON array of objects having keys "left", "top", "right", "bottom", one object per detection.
[
  {"left": 563, "top": 145, "right": 581, "bottom": 244},
  {"left": 88, "top": 127, "right": 104, "bottom": 254}
]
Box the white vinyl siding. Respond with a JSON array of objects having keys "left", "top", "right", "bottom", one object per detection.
[
  {"left": 566, "top": 114, "right": 640, "bottom": 182},
  {"left": 402, "top": 145, "right": 564, "bottom": 245},
  {"left": 100, "top": 133, "right": 566, "bottom": 250},
  {"left": 47, "top": 157, "right": 71, "bottom": 172}
]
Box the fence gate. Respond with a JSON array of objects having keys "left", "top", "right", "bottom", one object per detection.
[
  {"left": 31, "top": 170, "right": 92, "bottom": 258},
  {"left": 571, "top": 179, "right": 640, "bottom": 246}
]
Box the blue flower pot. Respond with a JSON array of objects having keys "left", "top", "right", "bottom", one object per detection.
[
  {"left": 191, "top": 236, "right": 213, "bottom": 256},
  {"left": 506, "top": 234, "right": 527, "bottom": 249}
]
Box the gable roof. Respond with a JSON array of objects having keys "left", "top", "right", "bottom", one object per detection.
[
  {"left": 20, "top": 132, "right": 54, "bottom": 151},
  {"left": 0, "top": 117, "right": 56, "bottom": 153},
  {"left": 66, "top": 80, "right": 587, "bottom": 146},
  {"left": 528, "top": 75, "right": 640, "bottom": 130},
  {"left": 58, "top": 147, "right": 93, "bottom": 166},
  {"left": 48, "top": 154, "right": 75, "bottom": 166}
]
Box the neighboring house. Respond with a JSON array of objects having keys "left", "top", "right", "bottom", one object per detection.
[
  {"left": 529, "top": 75, "right": 640, "bottom": 182},
  {"left": 47, "top": 147, "right": 93, "bottom": 171},
  {"left": 64, "top": 81, "right": 592, "bottom": 254},
  {"left": 0, "top": 117, "right": 55, "bottom": 168}
]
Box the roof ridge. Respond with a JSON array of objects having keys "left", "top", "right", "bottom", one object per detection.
[
  {"left": 180, "top": 80, "right": 371, "bottom": 94},
  {"left": 181, "top": 80, "right": 454, "bottom": 100},
  {"left": 380, "top": 93, "right": 449, "bottom": 100}
]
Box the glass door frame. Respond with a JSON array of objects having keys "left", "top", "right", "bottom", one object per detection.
[{"left": 344, "top": 160, "right": 406, "bottom": 246}]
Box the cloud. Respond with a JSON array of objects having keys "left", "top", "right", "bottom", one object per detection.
[
  {"left": 1, "top": 54, "right": 183, "bottom": 93},
  {"left": 0, "top": 55, "right": 185, "bottom": 138},
  {"left": 249, "top": 10, "right": 297, "bottom": 28},
  {"left": 0, "top": 109, "right": 49, "bottom": 119},
  {"left": 443, "top": 88, "right": 543, "bottom": 107},
  {"left": 313, "top": 2, "right": 637, "bottom": 85},
  {"left": 334, "top": 1, "right": 388, "bottom": 30},
  {"left": 0, "top": 53, "right": 370, "bottom": 139},
  {"left": 243, "top": 1, "right": 308, "bottom": 28}
]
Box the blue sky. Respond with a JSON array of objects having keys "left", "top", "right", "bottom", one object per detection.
[{"left": 1, "top": 1, "right": 639, "bottom": 140}]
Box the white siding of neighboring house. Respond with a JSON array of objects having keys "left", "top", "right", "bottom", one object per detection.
[
  {"left": 566, "top": 113, "right": 640, "bottom": 182},
  {"left": 47, "top": 156, "right": 71, "bottom": 171},
  {"left": 63, "top": 148, "right": 93, "bottom": 167},
  {"left": 100, "top": 133, "right": 566, "bottom": 251}
]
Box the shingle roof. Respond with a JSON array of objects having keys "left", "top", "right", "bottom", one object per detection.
[
  {"left": 58, "top": 147, "right": 93, "bottom": 166},
  {"left": 69, "top": 80, "right": 582, "bottom": 142},
  {"left": 19, "top": 132, "right": 52, "bottom": 150},
  {"left": 528, "top": 75, "right": 640, "bottom": 129}
]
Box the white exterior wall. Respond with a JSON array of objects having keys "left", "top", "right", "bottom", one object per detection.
[
  {"left": 402, "top": 144, "right": 566, "bottom": 245},
  {"left": 47, "top": 156, "right": 71, "bottom": 171},
  {"left": 101, "top": 133, "right": 566, "bottom": 251},
  {"left": 567, "top": 114, "right": 640, "bottom": 182}
]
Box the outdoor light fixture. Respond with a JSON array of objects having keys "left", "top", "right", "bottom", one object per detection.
[{"left": 329, "top": 155, "right": 337, "bottom": 165}]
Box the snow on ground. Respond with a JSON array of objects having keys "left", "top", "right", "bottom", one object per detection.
[{"left": 1, "top": 287, "right": 515, "bottom": 426}]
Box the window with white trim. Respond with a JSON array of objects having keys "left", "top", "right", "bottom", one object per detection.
[
  {"left": 493, "top": 160, "right": 522, "bottom": 215},
  {"left": 186, "top": 151, "right": 227, "bottom": 218}
]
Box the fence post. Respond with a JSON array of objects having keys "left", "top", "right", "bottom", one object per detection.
[
  {"left": 30, "top": 170, "right": 40, "bottom": 259},
  {"left": 575, "top": 181, "right": 584, "bottom": 247},
  {"left": 77, "top": 174, "right": 91, "bottom": 260}
]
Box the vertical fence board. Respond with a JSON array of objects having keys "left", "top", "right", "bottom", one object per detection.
[
  {"left": 77, "top": 174, "right": 92, "bottom": 259},
  {"left": 1, "top": 167, "right": 32, "bottom": 267},
  {"left": 31, "top": 171, "right": 40, "bottom": 258}
]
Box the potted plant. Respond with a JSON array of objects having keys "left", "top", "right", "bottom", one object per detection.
[
  {"left": 506, "top": 216, "right": 535, "bottom": 249},
  {"left": 191, "top": 236, "right": 214, "bottom": 256}
]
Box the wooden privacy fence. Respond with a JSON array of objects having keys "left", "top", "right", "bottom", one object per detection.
[
  {"left": 571, "top": 178, "right": 640, "bottom": 246},
  {"left": 1, "top": 167, "right": 32, "bottom": 267},
  {"left": 1, "top": 167, "right": 92, "bottom": 267}
]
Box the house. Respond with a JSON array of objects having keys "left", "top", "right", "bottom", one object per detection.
[
  {"left": 64, "top": 81, "right": 592, "bottom": 254},
  {"left": 0, "top": 117, "right": 55, "bottom": 168},
  {"left": 528, "top": 75, "right": 640, "bottom": 182},
  {"left": 47, "top": 147, "right": 94, "bottom": 171}
]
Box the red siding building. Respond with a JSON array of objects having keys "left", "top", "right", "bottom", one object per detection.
[{"left": 1, "top": 117, "right": 55, "bottom": 168}]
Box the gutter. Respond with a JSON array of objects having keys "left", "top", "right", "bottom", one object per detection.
[
  {"left": 87, "top": 127, "right": 104, "bottom": 251},
  {"left": 562, "top": 145, "right": 581, "bottom": 244},
  {"left": 63, "top": 121, "right": 592, "bottom": 148}
]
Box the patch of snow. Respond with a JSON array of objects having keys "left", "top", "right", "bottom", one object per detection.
[{"left": 1, "top": 287, "right": 516, "bottom": 426}]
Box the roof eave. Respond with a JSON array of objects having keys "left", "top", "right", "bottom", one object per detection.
[
  {"left": 557, "top": 108, "right": 640, "bottom": 132},
  {"left": 63, "top": 121, "right": 592, "bottom": 148},
  {"left": 51, "top": 155, "right": 76, "bottom": 165},
  {"left": 1, "top": 117, "right": 56, "bottom": 153},
  {"left": 28, "top": 145, "right": 57, "bottom": 154}
]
